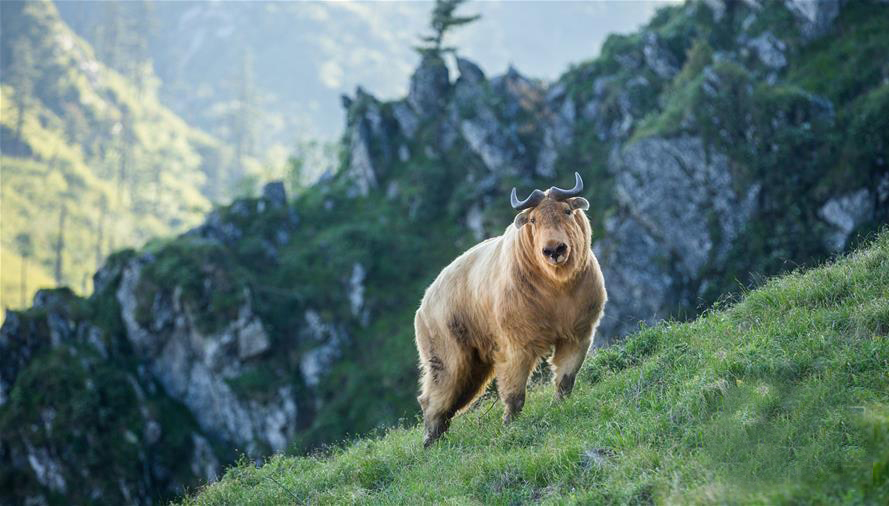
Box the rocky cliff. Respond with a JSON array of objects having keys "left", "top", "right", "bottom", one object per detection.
[{"left": 2, "top": 1, "right": 888, "bottom": 504}]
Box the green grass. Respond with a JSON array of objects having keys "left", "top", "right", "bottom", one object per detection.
[{"left": 181, "top": 233, "right": 889, "bottom": 504}]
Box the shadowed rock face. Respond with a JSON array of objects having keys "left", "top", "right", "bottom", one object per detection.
[
  {"left": 0, "top": 286, "right": 226, "bottom": 504},
  {"left": 408, "top": 55, "right": 452, "bottom": 118},
  {"left": 784, "top": 0, "right": 842, "bottom": 39},
  {"left": 116, "top": 259, "right": 295, "bottom": 455},
  {"left": 596, "top": 136, "right": 760, "bottom": 340}
]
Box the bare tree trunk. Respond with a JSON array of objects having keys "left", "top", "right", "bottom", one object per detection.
[
  {"left": 153, "top": 163, "right": 163, "bottom": 212},
  {"left": 54, "top": 204, "right": 67, "bottom": 285},
  {"left": 14, "top": 101, "right": 26, "bottom": 155},
  {"left": 96, "top": 200, "right": 106, "bottom": 268},
  {"left": 20, "top": 256, "right": 28, "bottom": 307},
  {"left": 117, "top": 145, "right": 128, "bottom": 204}
]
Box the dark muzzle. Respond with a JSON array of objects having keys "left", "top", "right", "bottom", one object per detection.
[{"left": 543, "top": 242, "right": 568, "bottom": 263}]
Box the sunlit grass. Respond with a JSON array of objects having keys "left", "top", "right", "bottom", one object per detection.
[{"left": 0, "top": 246, "right": 55, "bottom": 309}]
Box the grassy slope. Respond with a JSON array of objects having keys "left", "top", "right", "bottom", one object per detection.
[{"left": 183, "top": 232, "right": 889, "bottom": 505}]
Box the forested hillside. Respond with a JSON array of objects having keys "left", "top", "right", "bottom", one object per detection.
[
  {"left": 1, "top": 1, "right": 887, "bottom": 504},
  {"left": 0, "top": 1, "right": 255, "bottom": 310}
]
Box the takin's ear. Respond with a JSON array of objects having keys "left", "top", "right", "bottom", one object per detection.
[
  {"left": 569, "top": 197, "right": 590, "bottom": 211},
  {"left": 513, "top": 210, "right": 531, "bottom": 229}
]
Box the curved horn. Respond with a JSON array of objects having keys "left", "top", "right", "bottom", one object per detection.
[
  {"left": 510, "top": 187, "right": 545, "bottom": 211},
  {"left": 548, "top": 172, "right": 584, "bottom": 200}
]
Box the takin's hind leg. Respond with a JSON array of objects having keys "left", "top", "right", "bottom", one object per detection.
[
  {"left": 418, "top": 350, "right": 492, "bottom": 447},
  {"left": 550, "top": 336, "right": 591, "bottom": 401},
  {"left": 418, "top": 364, "right": 458, "bottom": 448}
]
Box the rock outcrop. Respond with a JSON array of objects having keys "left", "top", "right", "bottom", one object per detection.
[
  {"left": 597, "top": 137, "right": 759, "bottom": 338},
  {"left": 116, "top": 259, "right": 294, "bottom": 455}
]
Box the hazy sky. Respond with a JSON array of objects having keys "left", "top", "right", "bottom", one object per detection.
[
  {"left": 312, "top": 1, "right": 672, "bottom": 97},
  {"left": 57, "top": 0, "right": 676, "bottom": 140}
]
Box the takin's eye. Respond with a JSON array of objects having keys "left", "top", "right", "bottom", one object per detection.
[
  {"left": 564, "top": 209, "right": 572, "bottom": 215},
  {"left": 530, "top": 217, "right": 536, "bottom": 224}
]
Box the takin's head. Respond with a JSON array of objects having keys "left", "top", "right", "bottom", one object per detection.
[{"left": 511, "top": 172, "right": 591, "bottom": 273}]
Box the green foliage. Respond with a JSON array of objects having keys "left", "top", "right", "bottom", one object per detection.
[
  {"left": 415, "top": 0, "right": 480, "bottom": 56},
  {"left": 0, "top": 0, "right": 246, "bottom": 309},
  {"left": 842, "top": 85, "right": 889, "bottom": 219},
  {"left": 0, "top": 277, "right": 212, "bottom": 505},
  {"left": 181, "top": 233, "right": 889, "bottom": 505},
  {"left": 0, "top": 346, "right": 146, "bottom": 504},
  {"left": 787, "top": 2, "right": 889, "bottom": 105},
  {"left": 138, "top": 238, "right": 249, "bottom": 334}
]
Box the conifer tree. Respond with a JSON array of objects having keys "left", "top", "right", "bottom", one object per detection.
[
  {"left": 415, "top": 0, "right": 480, "bottom": 57},
  {"left": 14, "top": 233, "right": 33, "bottom": 307},
  {"left": 95, "top": 195, "right": 108, "bottom": 268},
  {"left": 8, "top": 36, "right": 36, "bottom": 153},
  {"left": 54, "top": 203, "right": 67, "bottom": 285}
]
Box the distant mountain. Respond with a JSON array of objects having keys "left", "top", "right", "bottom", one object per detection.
[
  {"left": 0, "top": 0, "right": 254, "bottom": 309},
  {"left": 2, "top": 1, "right": 888, "bottom": 505}
]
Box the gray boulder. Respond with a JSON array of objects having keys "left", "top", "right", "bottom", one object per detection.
[
  {"left": 344, "top": 88, "right": 394, "bottom": 197},
  {"left": 185, "top": 210, "right": 243, "bottom": 246},
  {"left": 456, "top": 57, "right": 485, "bottom": 85},
  {"left": 536, "top": 84, "right": 576, "bottom": 178},
  {"left": 392, "top": 101, "right": 419, "bottom": 138},
  {"left": 819, "top": 188, "right": 874, "bottom": 251},
  {"left": 346, "top": 122, "right": 377, "bottom": 197},
  {"left": 300, "top": 309, "right": 346, "bottom": 387}
]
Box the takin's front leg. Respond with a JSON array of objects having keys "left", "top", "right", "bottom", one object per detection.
[
  {"left": 494, "top": 350, "right": 537, "bottom": 425},
  {"left": 550, "top": 336, "right": 591, "bottom": 401}
]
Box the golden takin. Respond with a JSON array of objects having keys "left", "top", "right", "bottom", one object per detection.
[{"left": 415, "top": 172, "right": 607, "bottom": 446}]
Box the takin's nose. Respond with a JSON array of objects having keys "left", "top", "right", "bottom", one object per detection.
[{"left": 542, "top": 241, "right": 568, "bottom": 264}]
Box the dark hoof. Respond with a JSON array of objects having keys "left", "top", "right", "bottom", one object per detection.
[
  {"left": 556, "top": 373, "right": 576, "bottom": 400},
  {"left": 502, "top": 392, "right": 525, "bottom": 424},
  {"left": 423, "top": 418, "right": 449, "bottom": 447}
]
